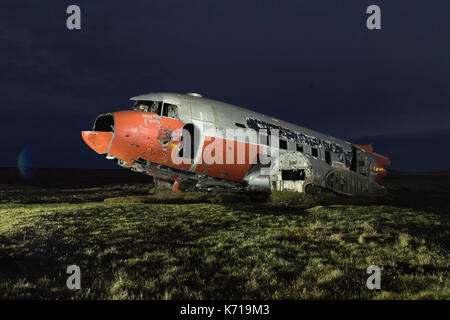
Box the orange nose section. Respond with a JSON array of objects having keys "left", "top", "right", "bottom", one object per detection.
[{"left": 81, "top": 131, "right": 113, "bottom": 154}]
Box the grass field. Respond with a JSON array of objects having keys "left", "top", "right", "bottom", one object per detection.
[{"left": 0, "top": 170, "right": 449, "bottom": 299}]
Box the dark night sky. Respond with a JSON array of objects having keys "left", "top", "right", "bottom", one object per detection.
[{"left": 1, "top": 0, "right": 449, "bottom": 171}]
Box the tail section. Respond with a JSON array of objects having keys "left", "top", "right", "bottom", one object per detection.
[{"left": 356, "top": 144, "right": 391, "bottom": 181}]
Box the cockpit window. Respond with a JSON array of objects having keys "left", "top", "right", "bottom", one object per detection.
[
  {"left": 148, "top": 101, "right": 162, "bottom": 114},
  {"left": 132, "top": 100, "right": 178, "bottom": 118},
  {"left": 162, "top": 103, "right": 179, "bottom": 119},
  {"left": 133, "top": 100, "right": 149, "bottom": 112},
  {"left": 133, "top": 100, "right": 163, "bottom": 114}
]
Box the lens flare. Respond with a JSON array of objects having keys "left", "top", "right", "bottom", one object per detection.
[{"left": 17, "top": 144, "right": 33, "bottom": 181}]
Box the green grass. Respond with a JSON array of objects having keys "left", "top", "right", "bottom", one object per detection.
[{"left": 0, "top": 176, "right": 449, "bottom": 299}]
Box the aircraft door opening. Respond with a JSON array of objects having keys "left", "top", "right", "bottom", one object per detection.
[
  {"left": 178, "top": 123, "right": 201, "bottom": 162},
  {"left": 188, "top": 101, "right": 216, "bottom": 167},
  {"left": 350, "top": 146, "right": 357, "bottom": 172},
  {"left": 356, "top": 149, "right": 370, "bottom": 176}
]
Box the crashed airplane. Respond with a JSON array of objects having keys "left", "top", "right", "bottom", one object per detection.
[{"left": 81, "top": 92, "right": 390, "bottom": 195}]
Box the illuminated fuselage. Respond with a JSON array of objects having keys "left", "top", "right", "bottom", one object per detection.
[{"left": 82, "top": 92, "right": 390, "bottom": 192}]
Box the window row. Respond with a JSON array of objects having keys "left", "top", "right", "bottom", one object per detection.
[{"left": 259, "top": 133, "right": 333, "bottom": 165}]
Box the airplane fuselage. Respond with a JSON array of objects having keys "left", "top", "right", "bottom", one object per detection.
[{"left": 82, "top": 92, "right": 390, "bottom": 193}]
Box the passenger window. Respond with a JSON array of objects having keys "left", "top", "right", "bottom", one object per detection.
[
  {"left": 259, "top": 131, "right": 270, "bottom": 146},
  {"left": 279, "top": 139, "right": 287, "bottom": 150},
  {"left": 311, "top": 147, "right": 318, "bottom": 157},
  {"left": 288, "top": 141, "right": 296, "bottom": 151},
  {"left": 296, "top": 144, "right": 303, "bottom": 152},
  {"left": 325, "top": 150, "right": 331, "bottom": 165},
  {"left": 162, "top": 103, "right": 179, "bottom": 119}
]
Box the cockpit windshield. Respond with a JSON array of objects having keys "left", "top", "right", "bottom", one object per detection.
[
  {"left": 132, "top": 100, "right": 179, "bottom": 119},
  {"left": 132, "top": 100, "right": 162, "bottom": 113}
]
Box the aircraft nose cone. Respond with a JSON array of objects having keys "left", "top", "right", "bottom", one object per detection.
[{"left": 81, "top": 131, "right": 113, "bottom": 154}]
